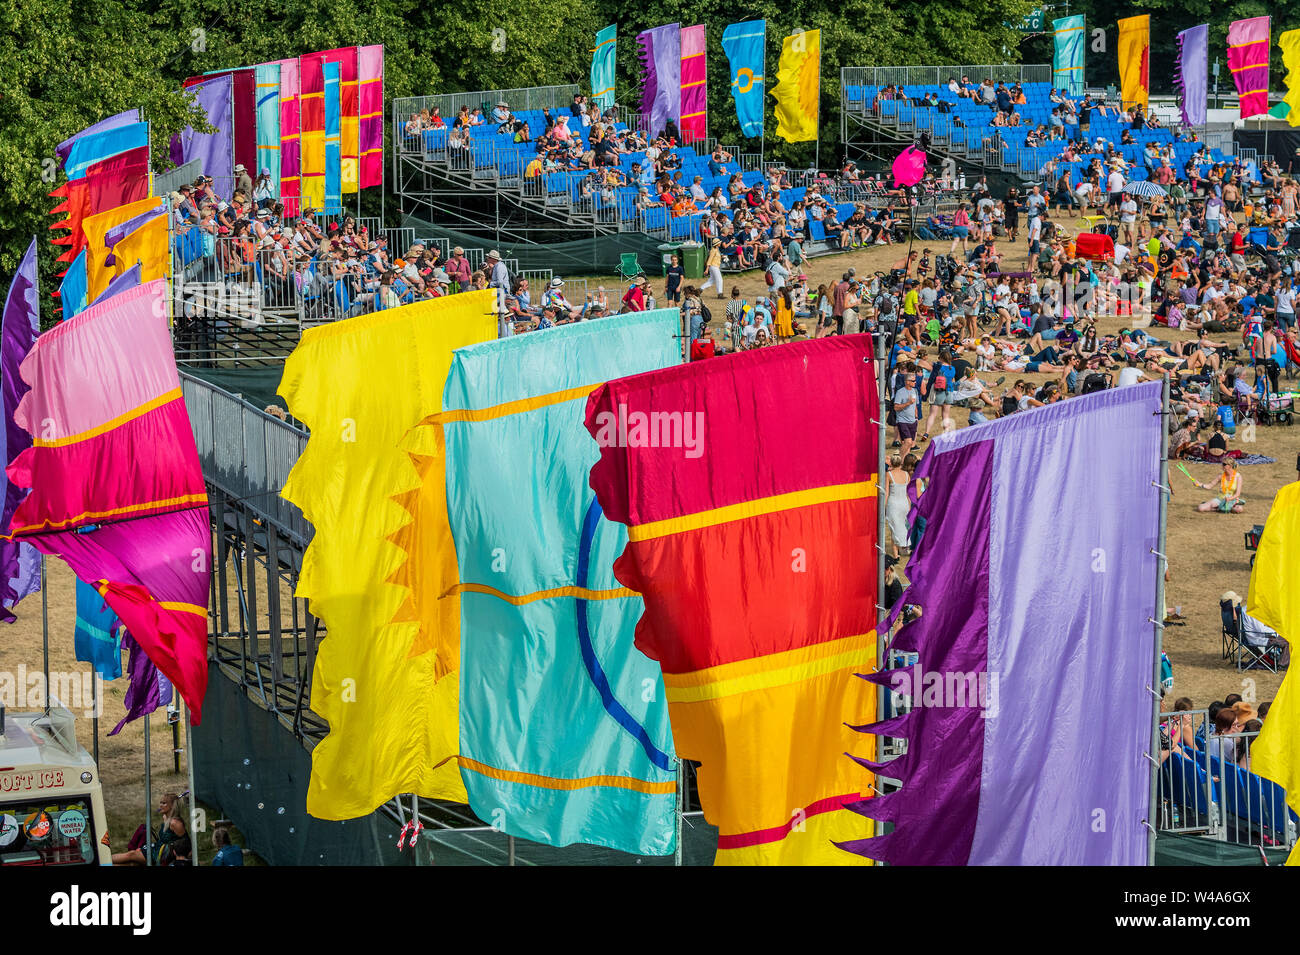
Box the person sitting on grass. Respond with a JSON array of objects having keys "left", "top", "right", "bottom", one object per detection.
[{"left": 1194, "top": 460, "right": 1245, "bottom": 513}]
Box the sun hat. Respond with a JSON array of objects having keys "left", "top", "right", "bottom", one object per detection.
[
  {"left": 486, "top": 249, "right": 501, "bottom": 260},
  {"left": 550, "top": 277, "right": 565, "bottom": 287}
]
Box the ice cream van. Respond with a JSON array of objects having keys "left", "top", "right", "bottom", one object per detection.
[{"left": 0, "top": 701, "right": 110, "bottom": 866}]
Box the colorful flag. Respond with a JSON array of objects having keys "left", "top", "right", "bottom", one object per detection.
[
  {"left": 116, "top": 632, "right": 172, "bottom": 734},
  {"left": 586, "top": 337, "right": 879, "bottom": 865},
  {"left": 772, "top": 29, "right": 820, "bottom": 143},
  {"left": 442, "top": 312, "right": 681, "bottom": 855},
  {"left": 841, "top": 383, "right": 1163, "bottom": 865},
  {"left": 680, "top": 25, "right": 708, "bottom": 142},
  {"left": 56, "top": 251, "right": 87, "bottom": 319},
  {"left": 324, "top": 62, "right": 342, "bottom": 214},
  {"left": 254, "top": 63, "right": 281, "bottom": 198},
  {"left": 103, "top": 204, "right": 169, "bottom": 286},
  {"left": 91, "top": 263, "right": 142, "bottom": 308},
  {"left": 721, "top": 20, "right": 766, "bottom": 138},
  {"left": 637, "top": 23, "right": 681, "bottom": 139},
  {"left": 1176, "top": 24, "right": 1210, "bottom": 127},
  {"left": 56, "top": 110, "right": 140, "bottom": 167},
  {"left": 75, "top": 577, "right": 122, "bottom": 681},
  {"left": 358, "top": 45, "right": 384, "bottom": 189},
  {"left": 64, "top": 123, "right": 149, "bottom": 180},
  {"left": 5, "top": 280, "right": 211, "bottom": 723},
  {"left": 1052, "top": 15, "right": 1085, "bottom": 97},
  {"left": 278, "top": 291, "right": 497, "bottom": 820},
  {"left": 277, "top": 58, "right": 301, "bottom": 215},
  {"left": 300, "top": 53, "right": 327, "bottom": 211},
  {"left": 1117, "top": 15, "right": 1150, "bottom": 110},
  {"left": 81, "top": 197, "right": 163, "bottom": 304},
  {"left": 0, "top": 240, "right": 42, "bottom": 621},
  {"left": 174, "top": 75, "right": 235, "bottom": 195},
  {"left": 1228, "top": 16, "right": 1271, "bottom": 119},
  {"left": 892, "top": 145, "right": 927, "bottom": 187},
  {"left": 49, "top": 146, "right": 151, "bottom": 266},
  {"left": 1283, "top": 31, "right": 1300, "bottom": 129},
  {"left": 1246, "top": 481, "right": 1300, "bottom": 864},
  {"left": 591, "top": 25, "right": 617, "bottom": 111},
  {"left": 189, "top": 69, "right": 256, "bottom": 177}
]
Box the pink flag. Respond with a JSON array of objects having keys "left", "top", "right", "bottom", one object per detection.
[
  {"left": 358, "top": 45, "right": 384, "bottom": 189},
  {"left": 1227, "top": 17, "right": 1271, "bottom": 119},
  {"left": 892, "top": 145, "right": 927, "bottom": 187},
  {"left": 680, "top": 25, "right": 707, "bottom": 142}
]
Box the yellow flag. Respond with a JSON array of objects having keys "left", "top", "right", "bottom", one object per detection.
[
  {"left": 81, "top": 196, "right": 161, "bottom": 303},
  {"left": 1117, "top": 15, "right": 1150, "bottom": 110},
  {"left": 112, "top": 214, "right": 169, "bottom": 285},
  {"left": 1246, "top": 481, "right": 1300, "bottom": 864},
  {"left": 772, "top": 29, "right": 821, "bottom": 143},
  {"left": 280, "top": 291, "right": 498, "bottom": 820},
  {"left": 1281, "top": 30, "right": 1300, "bottom": 128}
]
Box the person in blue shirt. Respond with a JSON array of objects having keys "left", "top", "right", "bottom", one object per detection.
[{"left": 211, "top": 827, "right": 244, "bottom": 866}]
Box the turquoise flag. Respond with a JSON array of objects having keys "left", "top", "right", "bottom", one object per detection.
[
  {"left": 65, "top": 123, "right": 149, "bottom": 180},
  {"left": 443, "top": 311, "right": 682, "bottom": 855},
  {"left": 254, "top": 63, "right": 281, "bottom": 200},
  {"left": 721, "top": 20, "right": 766, "bottom": 138},
  {"left": 1052, "top": 15, "right": 1086, "bottom": 96},
  {"left": 58, "top": 250, "right": 88, "bottom": 319},
  {"left": 591, "top": 24, "right": 616, "bottom": 111},
  {"left": 323, "top": 62, "right": 342, "bottom": 214},
  {"left": 75, "top": 577, "right": 122, "bottom": 681}
]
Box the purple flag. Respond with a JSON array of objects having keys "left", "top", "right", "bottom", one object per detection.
[
  {"left": 638, "top": 23, "right": 681, "bottom": 138},
  {"left": 56, "top": 109, "right": 141, "bottom": 166},
  {"left": 173, "top": 74, "right": 234, "bottom": 191},
  {"left": 112, "top": 632, "right": 174, "bottom": 735},
  {"left": 0, "top": 240, "right": 42, "bottom": 621},
  {"left": 102, "top": 203, "right": 167, "bottom": 267},
  {"left": 1176, "top": 25, "right": 1209, "bottom": 127},
  {"left": 90, "top": 264, "right": 143, "bottom": 308},
  {"left": 840, "top": 383, "right": 1163, "bottom": 865}
]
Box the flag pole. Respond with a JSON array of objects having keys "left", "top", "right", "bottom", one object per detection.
[
  {"left": 40, "top": 556, "right": 49, "bottom": 717},
  {"left": 144, "top": 713, "right": 153, "bottom": 866},
  {"left": 815, "top": 34, "right": 822, "bottom": 173},
  {"left": 1146, "top": 375, "right": 1171, "bottom": 865}
]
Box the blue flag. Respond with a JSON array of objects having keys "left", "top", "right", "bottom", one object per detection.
[
  {"left": 58, "top": 250, "right": 88, "bottom": 319},
  {"left": 75, "top": 577, "right": 122, "bottom": 681},
  {"left": 722, "top": 20, "right": 766, "bottom": 137},
  {"left": 324, "top": 62, "right": 342, "bottom": 214},
  {"left": 1052, "top": 15, "right": 1086, "bottom": 97},
  {"left": 591, "top": 25, "right": 617, "bottom": 111}
]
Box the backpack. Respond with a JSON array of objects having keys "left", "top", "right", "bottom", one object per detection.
[
  {"left": 1001, "top": 395, "right": 1019, "bottom": 416},
  {"left": 1082, "top": 373, "right": 1110, "bottom": 395},
  {"left": 934, "top": 363, "right": 954, "bottom": 391},
  {"left": 765, "top": 268, "right": 775, "bottom": 286},
  {"left": 700, "top": 302, "right": 712, "bottom": 323}
]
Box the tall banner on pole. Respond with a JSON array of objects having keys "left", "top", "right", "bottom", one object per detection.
[
  {"left": 772, "top": 29, "right": 820, "bottom": 143},
  {"left": 590, "top": 25, "right": 616, "bottom": 111},
  {"left": 1282, "top": 31, "right": 1300, "bottom": 129},
  {"left": 637, "top": 23, "right": 681, "bottom": 139},
  {"left": 1117, "top": 15, "right": 1150, "bottom": 110},
  {"left": 721, "top": 20, "right": 766, "bottom": 138},
  {"left": 300, "top": 52, "right": 326, "bottom": 211},
  {"left": 358, "top": 45, "right": 385, "bottom": 189},
  {"left": 680, "top": 25, "right": 708, "bottom": 142},
  {"left": 1176, "top": 25, "right": 1209, "bottom": 127},
  {"left": 1228, "top": 16, "right": 1272, "bottom": 119},
  {"left": 278, "top": 58, "right": 301, "bottom": 215},
  {"left": 324, "top": 62, "right": 342, "bottom": 214},
  {"left": 254, "top": 63, "right": 281, "bottom": 199},
  {"left": 1052, "top": 15, "right": 1085, "bottom": 96},
  {"left": 841, "top": 384, "right": 1163, "bottom": 865}
]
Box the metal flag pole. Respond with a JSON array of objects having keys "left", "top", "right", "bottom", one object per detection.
[
  {"left": 40, "top": 556, "right": 49, "bottom": 716},
  {"left": 185, "top": 704, "right": 199, "bottom": 861},
  {"left": 674, "top": 756, "right": 684, "bottom": 867},
  {"left": 1146, "top": 376, "right": 1171, "bottom": 866},
  {"left": 875, "top": 331, "right": 888, "bottom": 725},
  {"left": 143, "top": 713, "right": 153, "bottom": 866},
  {"left": 92, "top": 674, "right": 99, "bottom": 765}
]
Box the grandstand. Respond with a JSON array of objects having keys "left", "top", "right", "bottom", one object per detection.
[{"left": 841, "top": 65, "right": 1274, "bottom": 188}]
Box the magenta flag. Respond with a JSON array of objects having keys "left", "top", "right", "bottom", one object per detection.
[
  {"left": 680, "top": 25, "right": 707, "bottom": 142},
  {"left": 5, "top": 280, "right": 211, "bottom": 723},
  {"left": 838, "top": 384, "right": 1163, "bottom": 865},
  {"left": 278, "top": 58, "right": 301, "bottom": 217},
  {"left": 0, "top": 239, "right": 42, "bottom": 621},
  {"left": 1228, "top": 16, "right": 1271, "bottom": 119},
  {"left": 358, "top": 45, "right": 384, "bottom": 189},
  {"left": 892, "top": 145, "right": 927, "bottom": 187}
]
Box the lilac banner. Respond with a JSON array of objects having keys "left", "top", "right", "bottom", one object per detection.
[
  {"left": 90, "top": 264, "right": 142, "bottom": 308},
  {"left": 1176, "top": 24, "right": 1209, "bottom": 127},
  {"left": 56, "top": 109, "right": 141, "bottom": 166},
  {"left": 0, "top": 240, "right": 42, "bottom": 621},
  {"left": 113, "top": 632, "right": 173, "bottom": 734},
  {"left": 842, "top": 383, "right": 1163, "bottom": 865},
  {"left": 173, "top": 74, "right": 234, "bottom": 190},
  {"left": 637, "top": 23, "right": 681, "bottom": 138}
]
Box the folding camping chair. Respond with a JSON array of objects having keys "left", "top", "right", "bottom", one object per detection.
[
  {"left": 1239, "top": 608, "right": 1287, "bottom": 673},
  {"left": 617, "top": 253, "right": 645, "bottom": 281},
  {"left": 1221, "top": 598, "right": 1242, "bottom": 661}
]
